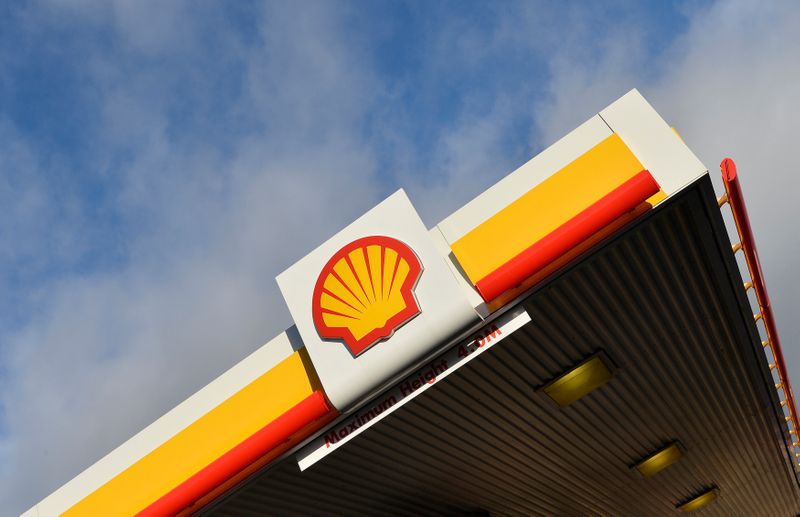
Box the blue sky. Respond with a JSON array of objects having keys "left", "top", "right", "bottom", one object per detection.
[
  {"left": 0, "top": 1, "right": 693, "bottom": 332},
  {"left": 2, "top": 1, "right": 799, "bottom": 513}
]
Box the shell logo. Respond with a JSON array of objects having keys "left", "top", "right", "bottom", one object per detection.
[{"left": 312, "top": 236, "right": 423, "bottom": 356}]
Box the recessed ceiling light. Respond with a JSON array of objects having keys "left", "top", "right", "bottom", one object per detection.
[
  {"left": 633, "top": 443, "right": 683, "bottom": 477},
  {"left": 543, "top": 355, "right": 612, "bottom": 407},
  {"left": 677, "top": 488, "right": 718, "bottom": 512}
]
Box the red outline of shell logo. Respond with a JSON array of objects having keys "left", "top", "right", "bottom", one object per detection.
[{"left": 312, "top": 236, "right": 423, "bottom": 356}]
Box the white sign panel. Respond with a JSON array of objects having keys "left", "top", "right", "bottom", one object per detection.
[
  {"left": 296, "top": 307, "right": 530, "bottom": 470},
  {"left": 277, "top": 190, "right": 481, "bottom": 412}
]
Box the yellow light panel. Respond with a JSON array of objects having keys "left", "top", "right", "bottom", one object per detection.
[
  {"left": 543, "top": 356, "right": 612, "bottom": 407},
  {"left": 677, "top": 488, "right": 718, "bottom": 512},
  {"left": 634, "top": 443, "right": 682, "bottom": 477}
]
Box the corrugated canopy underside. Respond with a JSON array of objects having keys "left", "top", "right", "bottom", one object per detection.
[{"left": 205, "top": 176, "right": 800, "bottom": 516}]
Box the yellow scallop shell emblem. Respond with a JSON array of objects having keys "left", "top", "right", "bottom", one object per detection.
[{"left": 312, "top": 236, "right": 423, "bottom": 356}]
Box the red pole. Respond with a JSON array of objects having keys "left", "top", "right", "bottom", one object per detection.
[{"left": 720, "top": 158, "right": 799, "bottom": 450}]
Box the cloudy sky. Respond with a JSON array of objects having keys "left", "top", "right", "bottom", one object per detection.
[{"left": 2, "top": 0, "right": 799, "bottom": 513}]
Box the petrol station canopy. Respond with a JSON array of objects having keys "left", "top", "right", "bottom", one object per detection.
[{"left": 25, "top": 90, "right": 800, "bottom": 516}]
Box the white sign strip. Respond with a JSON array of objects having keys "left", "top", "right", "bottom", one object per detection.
[{"left": 296, "top": 307, "right": 531, "bottom": 470}]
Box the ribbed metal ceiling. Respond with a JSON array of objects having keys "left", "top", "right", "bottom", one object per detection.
[{"left": 205, "top": 176, "right": 800, "bottom": 516}]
